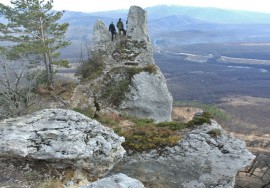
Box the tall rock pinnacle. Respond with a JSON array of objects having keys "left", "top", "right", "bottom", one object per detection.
[{"left": 89, "top": 6, "right": 173, "bottom": 122}]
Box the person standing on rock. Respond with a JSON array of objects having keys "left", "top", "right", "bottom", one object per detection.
[
  {"left": 117, "top": 18, "right": 126, "bottom": 35},
  {"left": 109, "top": 21, "right": 116, "bottom": 41}
]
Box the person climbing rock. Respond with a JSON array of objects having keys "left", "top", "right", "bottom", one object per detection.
[
  {"left": 117, "top": 18, "right": 126, "bottom": 35},
  {"left": 109, "top": 21, "right": 116, "bottom": 41}
]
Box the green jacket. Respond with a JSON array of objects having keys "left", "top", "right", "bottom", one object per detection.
[{"left": 117, "top": 20, "right": 124, "bottom": 29}]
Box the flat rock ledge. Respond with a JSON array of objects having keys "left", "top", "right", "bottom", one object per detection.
[
  {"left": 81, "top": 173, "right": 145, "bottom": 188},
  {"left": 0, "top": 109, "right": 125, "bottom": 179},
  {"left": 111, "top": 121, "right": 256, "bottom": 188}
]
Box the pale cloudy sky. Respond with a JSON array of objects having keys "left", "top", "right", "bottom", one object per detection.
[{"left": 1, "top": 0, "right": 270, "bottom": 13}]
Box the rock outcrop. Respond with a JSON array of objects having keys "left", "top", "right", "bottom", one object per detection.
[
  {"left": 0, "top": 109, "right": 125, "bottom": 179},
  {"left": 119, "top": 72, "right": 173, "bottom": 122},
  {"left": 110, "top": 121, "right": 255, "bottom": 188},
  {"left": 81, "top": 173, "right": 145, "bottom": 188},
  {"left": 86, "top": 6, "right": 172, "bottom": 122}
]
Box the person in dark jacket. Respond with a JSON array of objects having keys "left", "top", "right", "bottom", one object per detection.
[
  {"left": 109, "top": 21, "right": 116, "bottom": 41},
  {"left": 117, "top": 18, "right": 126, "bottom": 35}
]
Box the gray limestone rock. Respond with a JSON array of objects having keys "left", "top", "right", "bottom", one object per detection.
[
  {"left": 91, "top": 20, "right": 114, "bottom": 62},
  {"left": 110, "top": 121, "right": 255, "bottom": 188},
  {"left": 81, "top": 173, "right": 145, "bottom": 188},
  {"left": 119, "top": 71, "right": 173, "bottom": 122},
  {"left": 87, "top": 6, "right": 172, "bottom": 122},
  {"left": 0, "top": 109, "right": 125, "bottom": 179},
  {"left": 126, "top": 5, "right": 154, "bottom": 65}
]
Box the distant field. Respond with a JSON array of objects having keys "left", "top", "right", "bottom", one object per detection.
[
  {"left": 168, "top": 43, "right": 270, "bottom": 60},
  {"left": 155, "top": 51, "right": 270, "bottom": 102},
  {"left": 154, "top": 50, "right": 270, "bottom": 135},
  {"left": 218, "top": 96, "right": 270, "bottom": 135}
]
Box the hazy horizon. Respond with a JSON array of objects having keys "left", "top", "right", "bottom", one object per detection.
[{"left": 1, "top": 0, "right": 270, "bottom": 13}]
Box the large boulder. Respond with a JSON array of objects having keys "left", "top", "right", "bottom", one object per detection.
[
  {"left": 81, "top": 173, "right": 145, "bottom": 188},
  {"left": 0, "top": 109, "right": 125, "bottom": 179},
  {"left": 87, "top": 6, "right": 172, "bottom": 122},
  {"left": 110, "top": 121, "right": 255, "bottom": 188}
]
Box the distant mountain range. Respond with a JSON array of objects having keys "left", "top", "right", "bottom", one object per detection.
[
  {"left": 57, "top": 5, "right": 270, "bottom": 60},
  {"left": 74, "top": 5, "right": 270, "bottom": 24},
  {"left": 145, "top": 5, "right": 270, "bottom": 24},
  {"left": 60, "top": 5, "right": 270, "bottom": 43}
]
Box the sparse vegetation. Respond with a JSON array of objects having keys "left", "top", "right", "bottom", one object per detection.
[
  {"left": 73, "top": 107, "right": 95, "bottom": 118},
  {"left": 100, "top": 72, "right": 130, "bottom": 107},
  {"left": 117, "top": 125, "right": 180, "bottom": 153},
  {"left": 73, "top": 108, "right": 214, "bottom": 153},
  {"left": 186, "top": 112, "right": 212, "bottom": 127},
  {"left": 157, "top": 121, "right": 186, "bottom": 130},
  {"left": 37, "top": 179, "right": 64, "bottom": 188},
  {"left": 174, "top": 101, "right": 228, "bottom": 122},
  {"left": 157, "top": 112, "right": 212, "bottom": 130},
  {"left": 24, "top": 171, "right": 40, "bottom": 181},
  {"left": 131, "top": 117, "right": 154, "bottom": 126},
  {"left": 97, "top": 112, "right": 123, "bottom": 126},
  {"left": 143, "top": 63, "right": 158, "bottom": 74},
  {"left": 100, "top": 64, "right": 157, "bottom": 107},
  {"left": 77, "top": 56, "right": 105, "bottom": 81},
  {"left": 0, "top": 56, "right": 38, "bottom": 119},
  {"left": 116, "top": 112, "right": 213, "bottom": 153},
  {"left": 75, "top": 43, "right": 157, "bottom": 107},
  {"left": 207, "top": 128, "right": 222, "bottom": 137}
]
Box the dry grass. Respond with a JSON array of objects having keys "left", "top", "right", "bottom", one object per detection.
[
  {"left": 172, "top": 107, "right": 203, "bottom": 122},
  {"left": 74, "top": 108, "right": 213, "bottom": 154},
  {"left": 117, "top": 124, "right": 180, "bottom": 153},
  {"left": 37, "top": 180, "right": 64, "bottom": 188}
]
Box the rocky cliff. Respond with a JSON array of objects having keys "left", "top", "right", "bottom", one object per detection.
[
  {"left": 110, "top": 121, "right": 255, "bottom": 188},
  {"left": 76, "top": 6, "right": 173, "bottom": 122}
]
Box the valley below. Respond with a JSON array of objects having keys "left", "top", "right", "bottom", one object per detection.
[{"left": 154, "top": 49, "right": 270, "bottom": 187}]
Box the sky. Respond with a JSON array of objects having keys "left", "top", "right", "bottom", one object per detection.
[{"left": 1, "top": 0, "right": 270, "bottom": 13}]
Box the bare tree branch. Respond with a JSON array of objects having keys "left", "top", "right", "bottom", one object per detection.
[{"left": 0, "top": 54, "right": 37, "bottom": 119}]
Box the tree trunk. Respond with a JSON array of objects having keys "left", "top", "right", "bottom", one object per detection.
[{"left": 39, "top": 17, "right": 53, "bottom": 86}]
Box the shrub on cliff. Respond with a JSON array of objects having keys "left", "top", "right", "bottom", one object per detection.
[{"left": 76, "top": 56, "right": 105, "bottom": 81}]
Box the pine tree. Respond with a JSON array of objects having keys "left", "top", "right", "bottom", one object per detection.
[{"left": 0, "top": 0, "right": 70, "bottom": 85}]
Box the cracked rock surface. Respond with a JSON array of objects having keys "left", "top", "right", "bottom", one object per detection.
[
  {"left": 110, "top": 121, "right": 255, "bottom": 188},
  {"left": 0, "top": 109, "right": 125, "bottom": 179}
]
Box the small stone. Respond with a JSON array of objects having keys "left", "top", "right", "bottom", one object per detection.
[{"left": 81, "top": 173, "right": 145, "bottom": 188}]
